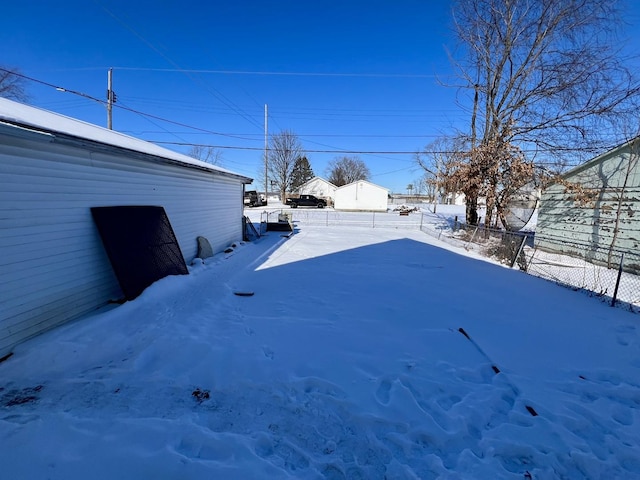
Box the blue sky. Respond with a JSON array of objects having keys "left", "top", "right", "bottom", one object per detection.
[{"left": 3, "top": 1, "right": 639, "bottom": 193}]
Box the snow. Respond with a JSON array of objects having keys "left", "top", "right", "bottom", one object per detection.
[
  {"left": 525, "top": 247, "right": 640, "bottom": 308},
  {"left": 1, "top": 207, "right": 639, "bottom": 479},
  {"left": 0, "top": 97, "right": 247, "bottom": 179}
]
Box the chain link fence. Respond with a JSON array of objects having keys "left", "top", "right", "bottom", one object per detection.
[
  {"left": 524, "top": 238, "right": 640, "bottom": 312},
  {"left": 249, "top": 207, "right": 639, "bottom": 312},
  {"left": 420, "top": 218, "right": 639, "bottom": 312},
  {"left": 258, "top": 208, "right": 424, "bottom": 230},
  {"left": 419, "top": 219, "right": 532, "bottom": 269}
]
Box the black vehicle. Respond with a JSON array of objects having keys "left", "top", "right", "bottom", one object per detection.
[
  {"left": 244, "top": 190, "right": 266, "bottom": 207},
  {"left": 286, "top": 194, "right": 327, "bottom": 208}
]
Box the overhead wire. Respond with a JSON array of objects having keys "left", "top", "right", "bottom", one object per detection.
[
  {"left": 0, "top": 69, "right": 257, "bottom": 140},
  {"left": 148, "top": 140, "right": 606, "bottom": 162},
  {"left": 106, "top": 67, "right": 440, "bottom": 78},
  {"left": 95, "top": 2, "right": 264, "bottom": 132},
  {"left": 115, "top": 98, "right": 190, "bottom": 145},
  {"left": 0, "top": 68, "right": 623, "bottom": 166},
  {"left": 118, "top": 130, "right": 444, "bottom": 139}
]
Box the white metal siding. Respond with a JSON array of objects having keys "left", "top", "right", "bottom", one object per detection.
[
  {"left": 298, "top": 178, "right": 337, "bottom": 199},
  {"left": 334, "top": 181, "right": 389, "bottom": 212},
  {"left": 0, "top": 134, "right": 244, "bottom": 357}
]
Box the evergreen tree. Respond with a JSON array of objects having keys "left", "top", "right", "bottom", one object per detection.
[{"left": 290, "top": 156, "right": 314, "bottom": 191}]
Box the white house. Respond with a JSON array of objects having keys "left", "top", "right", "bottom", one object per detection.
[
  {"left": 296, "top": 177, "right": 337, "bottom": 202},
  {"left": 443, "top": 192, "right": 466, "bottom": 206},
  {"left": 333, "top": 180, "right": 389, "bottom": 212},
  {"left": 0, "top": 98, "right": 252, "bottom": 358}
]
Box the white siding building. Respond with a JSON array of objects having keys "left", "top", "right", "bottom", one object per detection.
[
  {"left": 0, "top": 98, "right": 252, "bottom": 358},
  {"left": 296, "top": 177, "right": 337, "bottom": 202},
  {"left": 333, "top": 180, "right": 389, "bottom": 212}
]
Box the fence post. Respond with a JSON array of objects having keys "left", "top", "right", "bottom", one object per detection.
[
  {"left": 326, "top": 209, "right": 329, "bottom": 227},
  {"left": 420, "top": 213, "right": 424, "bottom": 231},
  {"left": 611, "top": 253, "right": 625, "bottom": 307},
  {"left": 466, "top": 225, "right": 479, "bottom": 251},
  {"left": 372, "top": 212, "right": 375, "bottom": 228},
  {"left": 511, "top": 235, "right": 528, "bottom": 269}
]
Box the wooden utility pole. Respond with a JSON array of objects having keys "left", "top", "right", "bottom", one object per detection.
[
  {"left": 264, "top": 104, "right": 268, "bottom": 203},
  {"left": 107, "top": 68, "right": 114, "bottom": 130}
]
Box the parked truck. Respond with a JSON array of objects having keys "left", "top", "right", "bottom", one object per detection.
[
  {"left": 244, "top": 190, "right": 266, "bottom": 207},
  {"left": 285, "top": 194, "right": 327, "bottom": 208}
]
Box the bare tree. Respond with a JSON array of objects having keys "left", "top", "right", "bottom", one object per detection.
[
  {"left": 416, "top": 135, "right": 467, "bottom": 205},
  {"left": 412, "top": 176, "right": 428, "bottom": 197},
  {"left": 187, "top": 145, "right": 223, "bottom": 166},
  {"left": 0, "top": 67, "right": 29, "bottom": 102},
  {"left": 267, "top": 130, "right": 304, "bottom": 202},
  {"left": 326, "top": 156, "right": 370, "bottom": 186},
  {"left": 447, "top": 0, "right": 640, "bottom": 225}
]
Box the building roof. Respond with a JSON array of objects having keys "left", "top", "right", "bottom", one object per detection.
[
  {"left": 0, "top": 98, "right": 253, "bottom": 183},
  {"left": 560, "top": 135, "right": 640, "bottom": 180},
  {"left": 335, "top": 179, "right": 389, "bottom": 192},
  {"left": 299, "top": 176, "right": 337, "bottom": 189}
]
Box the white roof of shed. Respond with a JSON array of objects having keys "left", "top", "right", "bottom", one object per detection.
[
  {"left": 335, "top": 179, "right": 389, "bottom": 192},
  {"left": 0, "top": 97, "right": 252, "bottom": 183},
  {"left": 299, "top": 176, "right": 337, "bottom": 188}
]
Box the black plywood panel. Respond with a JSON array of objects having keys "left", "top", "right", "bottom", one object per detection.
[{"left": 91, "top": 206, "right": 188, "bottom": 301}]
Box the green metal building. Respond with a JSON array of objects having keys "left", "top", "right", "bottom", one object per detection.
[{"left": 535, "top": 137, "right": 640, "bottom": 272}]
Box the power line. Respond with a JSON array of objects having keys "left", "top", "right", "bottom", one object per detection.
[
  {"left": 152, "top": 141, "right": 419, "bottom": 154},
  {"left": 149, "top": 140, "right": 606, "bottom": 160},
  {"left": 108, "top": 67, "right": 439, "bottom": 78},
  {"left": 120, "top": 95, "right": 461, "bottom": 115},
  {"left": 1, "top": 68, "right": 104, "bottom": 106},
  {"left": 96, "top": 3, "right": 263, "bottom": 131},
  {"left": 114, "top": 104, "right": 256, "bottom": 138},
  {"left": 2, "top": 69, "right": 623, "bottom": 162},
  {"left": 1, "top": 69, "right": 267, "bottom": 142},
  {"left": 121, "top": 130, "right": 443, "bottom": 139},
  {"left": 115, "top": 98, "right": 190, "bottom": 145}
]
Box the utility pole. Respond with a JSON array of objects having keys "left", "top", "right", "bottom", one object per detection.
[
  {"left": 107, "top": 68, "right": 114, "bottom": 130},
  {"left": 264, "top": 104, "right": 268, "bottom": 204}
]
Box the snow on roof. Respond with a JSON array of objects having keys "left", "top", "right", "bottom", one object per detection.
[
  {"left": 335, "top": 179, "right": 389, "bottom": 191},
  {"left": 301, "top": 176, "right": 337, "bottom": 188},
  {"left": 0, "top": 97, "right": 251, "bottom": 182}
]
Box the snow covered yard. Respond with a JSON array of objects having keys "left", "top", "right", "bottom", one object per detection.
[{"left": 1, "top": 221, "right": 639, "bottom": 479}]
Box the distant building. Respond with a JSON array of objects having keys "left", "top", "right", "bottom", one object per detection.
[
  {"left": 296, "top": 177, "right": 337, "bottom": 203},
  {"left": 334, "top": 180, "right": 389, "bottom": 212},
  {"left": 443, "top": 192, "right": 466, "bottom": 206},
  {"left": 390, "top": 192, "right": 465, "bottom": 205}
]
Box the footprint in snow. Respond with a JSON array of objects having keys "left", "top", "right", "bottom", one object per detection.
[
  {"left": 263, "top": 346, "right": 274, "bottom": 360},
  {"left": 375, "top": 379, "right": 392, "bottom": 405},
  {"left": 615, "top": 325, "right": 636, "bottom": 347}
]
